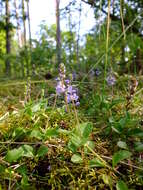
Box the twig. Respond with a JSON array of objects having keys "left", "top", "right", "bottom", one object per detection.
[
  {"left": 0, "top": 141, "right": 60, "bottom": 148},
  {"left": 101, "top": 155, "right": 143, "bottom": 171}
]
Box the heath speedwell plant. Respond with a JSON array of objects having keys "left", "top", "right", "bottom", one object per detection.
[
  {"left": 56, "top": 63, "right": 80, "bottom": 106},
  {"left": 56, "top": 63, "right": 80, "bottom": 123}
]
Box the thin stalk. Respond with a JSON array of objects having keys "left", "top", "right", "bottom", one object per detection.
[
  {"left": 104, "top": 0, "right": 111, "bottom": 90},
  {"left": 99, "top": 0, "right": 102, "bottom": 40},
  {"left": 76, "top": 1, "right": 82, "bottom": 66},
  {"left": 120, "top": 0, "right": 126, "bottom": 40},
  {"left": 86, "top": 144, "right": 122, "bottom": 175},
  {"left": 72, "top": 99, "right": 79, "bottom": 125},
  {"left": 86, "top": 144, "right": 111, "bottom": 169},
  {"left": 46, "top": 94, "right": 57, "bottom": 128},
  {"left": 64, "top": 92, "right": 70, "bottom": 113}
]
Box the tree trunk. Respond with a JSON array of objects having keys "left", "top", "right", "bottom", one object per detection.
[
  {"left": 14, "top": 0, "right": 22, "bottom": 48},
  {"left": 22, "top": 0, "right": 26, "bottom": 45},
  {"left": 5, "top": 0, "right": 11, "bottom": 76},
  {"left": 76, "top": 2, "right": 82, "bottom": 65},
  {"left": 14, "top": 0, "right": 24, "bottom": 77},
  {"left": 68, "top": 7, "right": 73, "bottom": 64},
  {"left": 22, "top": 0, "right": 29, "bottom": 76},
  {"left": 56, "top": 0, "right": 61, "bottom": 65},
  {"left": 26, "top": 0, "right": 31, "bottom": 49},
  {"left": 26, "top": 0, "right": 34, "bottom": 75}
]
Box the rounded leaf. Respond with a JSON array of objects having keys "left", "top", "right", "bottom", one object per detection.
[{"left": 71, "top": 154, "right": 83, "bottom": 163}]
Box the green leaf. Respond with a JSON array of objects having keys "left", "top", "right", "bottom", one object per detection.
[
  {"left": 31, "top": 103, "right": 41, "bottom": 113},
  {"left": 22, "top": 145, "right": 34, "bottom": 158},
  {"left": 128, "top": 128, "right": 143, "bottom": 137},
  {"left": 68, "top": 141, "right": 77, "bottom": 152},
  {"left": 102, "top": 174, "right": 113, "bottom": 187},
  {"left": 5, "top": 147, "right": 24, "bottom": 163},
  {"left": 46, "top": 128, "right": 59, "bottom": 137},
  {"left": 89, "top": 158, "right": 105, "bottom": 168},
  {"left": 58, "top": 128, "right": 71, "bottom": 135},
  {"left": 117, "top": 141, "right": 128, "bottom": 150},
  {"left": 76, "top": 122, "right": 93, "bottom": 138},
  {"left": 112, "top": 150, "right": 132, "bottom": 167},
  {"left": 21, "top": 174, "right": 29, "bottom": 186},
  {"left": 37, "top": 145, "right": 48, "bottom": 157},
  {"left": 112, "top": 125, "right": 123, "bottom": 134},
  {"left": 119, "top": 117, "right": 128, "bottom": 128},
  {"left": 82, "top": 123, "right": 93, "bottom": 138},
  {"left": 30, "top": 129, "right": 43, "bottom": 140},
  {"left": 116, "top": 180, "right": 128, "bottom": 190},
  {"left": 71, "top": 154, "right": 83, "bottom": 164},
  {"left": 84, "top": 141, "right": 95, "bottom": 154},
  {"left": 16, "top": 165, "right": 27, "bottom": 175},
  {"left": 0, "top": 165, "right": 5, "bottom": 173},
  {"left": 12, "top": 127, "right": 26, "bottom": 140},
  {"left": 69, "top": 123, "right": 93, "bottom": 149},
  {"left": 134, "top": 142, "right": 143, "bottom": 152},
  {"left": 112, "top": 113, "right": 130, "bottom": 134},
  {"left": 70, "top": 133, "right": 87, "bottom": 148}
]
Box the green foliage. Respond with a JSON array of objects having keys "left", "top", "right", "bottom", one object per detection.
[
  {"left": 0, "top": 77, "right": 143, "bottom": 189},
  {"left": 117, "top": 141, "right": 128, "bottom": 150},
  {"left": 89, "top": 158, "right": 105, "bottom": 168},
  {"left": 102, "top": 174, "right": 113, "bottom": 189},
  {"left": 116, "top": 180, "right": 128, "bottom": 190},
  {"left": 1, "top": 0, "right": 143, "bottom": 188},
  {"left": 112, "top": 150, "right": 132, "bottom": 167},
  {"left": 71, "top": 153, "right": 83, "bottom": 163},
  {"left": 134, "top": 142, "right": 143, "bottom": 152},
  {"left": 5, "top": 147, "right": 24, "bottom": 163},
  {"left": 37, "top": 145, "right": 48, "bottom": 157},
  {"left": 0, "top": 30, "right": 6, "bottom": 56},
  {"left": 68, "top": 122, "right": 93, "bottom": 152},
  {"left": 5, "top": 145, "right": 34, "bottom": 163}
]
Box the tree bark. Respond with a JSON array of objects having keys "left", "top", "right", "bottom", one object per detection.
[
  {"left": 56, "top": 0, "right": 61, "bottom": 65},
  {"left": 22, "top": 0, "right": 26, "bottom": 45},
  {"left": 14, "top": 0, "right": 22, "bottom": 48},
  {"left": 22, "top": 0, "right": 29, "bottom": 76},
  {"left": 68, "top": 7, "right": 72, "bottom": 64},
  {"left": 76, "top": 2, "right": 82, "bottom": 65},
  {"left": 5, "top": 0, "right": 11, "bottom": 76},
  {"left": 26, "top": 0, "right": 32, "bottom": 50},
  {"left": 26, "top": 0, "right": 34, "bottom": 75}
]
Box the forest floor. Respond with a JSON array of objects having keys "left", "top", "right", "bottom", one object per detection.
[{"left": 0, "top": 76, "right": 143, "bottom": 190}]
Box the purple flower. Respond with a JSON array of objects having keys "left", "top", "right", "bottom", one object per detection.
[
  {"left": 95, "top": 68, "right": 101, "bottom": 76},
  {"left": 106, "top": 75, "right": 116, "bottom": 86},
  {"left": 66, "top": 92, "right": 79, "bottom": 104},
  {"left": 66, "top": 85, "right": 79, "bottom": 104},
  {"left": 66, "top": 94, "right": 71, "bottom": 103},
  {"left": 75, "top": 101, "right": 80, "bottom": 106},
  {"left": 65, "top": 79, "right": 70, "bottom": 84},
  {"left": 56, "top": 81, "right": 66, "bottom": 95},
  {"left": 55, "top": 63, "right": 80, "bottom": 106},
  {"left": 72, "top": 93, "right": 79, "bottom": 101},
  {"left": 67, "top": 85, "right": 73, "bottom": 93},
  {"left": 90, "top": 70, "right": 95, "bottom": 77}
]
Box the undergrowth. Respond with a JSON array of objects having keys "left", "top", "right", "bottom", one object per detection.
[{"left": 0, "top": 75, "right": 143, "bottom": 190}]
